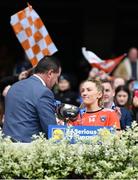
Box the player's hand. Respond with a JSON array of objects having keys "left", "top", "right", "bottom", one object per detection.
[{"left": 56, "top": 118, "right": 64, "bottom": 125}]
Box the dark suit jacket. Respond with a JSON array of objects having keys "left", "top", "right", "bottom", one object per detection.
[{"left": 3, "top": 75, "right": 57, "bottom": 142}]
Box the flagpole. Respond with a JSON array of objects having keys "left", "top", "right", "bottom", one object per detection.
[{"left": 27, "top": 2, "right": 32, "bottom": 10}]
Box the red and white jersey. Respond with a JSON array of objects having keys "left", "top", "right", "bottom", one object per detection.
[{"left": 69, "top": 108, "right": 120, "bottom": 129}]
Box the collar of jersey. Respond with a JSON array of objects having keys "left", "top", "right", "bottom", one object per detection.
[{"left": 86, "top": 108, "right": 104, "bottom": 113}]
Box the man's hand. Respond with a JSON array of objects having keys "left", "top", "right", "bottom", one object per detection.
[
  {"left": 56, "top": 118, "right": 64, "bottom": 125},
  {"left": 2, "top": 85, "right": 11, "bottom": 97},
  {"left": 18, "top": 71, "right": 29, "bottom": 80}
]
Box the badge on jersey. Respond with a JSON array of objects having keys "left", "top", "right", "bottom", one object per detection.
[
  {"left": 100, "top": 116, "right": 107, "bottom": 122},
  {"left": 89, "top": 115, "right": 96, "bottom": 123}
]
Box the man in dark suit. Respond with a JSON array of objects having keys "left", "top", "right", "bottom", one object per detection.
[{"left": 3, "top": 56, "right": 61, "bottom": 142}]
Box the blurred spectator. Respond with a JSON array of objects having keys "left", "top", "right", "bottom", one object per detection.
[
  {"left": 0, "top": 70, "right": 33, "bottom": 96},
  {"left": 101, "top": 80, "right": 115, "bottom": 109},
  {"left": 88, "top": 68, "right": 99, "bottom": 79},
  {"left": 115, "top": 85, "right": 131, "bottom": 108},
  {"left": 126, "top": 79, "right": 135, "bottom": 97},
  {"left": 101, "top": 80, "right": 121, "bottom": 120},
  {"left": 113, "top": 47, "right": 138, "bottom": 80},
  {"left": 54, "top": 73, "right": 80, "bottom": 106},
  {"left": 132, "top": 91, "right": 138, "bottom": 122},
  {"left": 133, "top": 96, "right": 138, "bottom": 108},
  {"left": 114, "top": 85, "right": 132, "bottom": 129},
  {"left": 88, "top": 67, "right": 112, "bottom": 81},
  {"left": 0, "top": 69, "right": 34, "bottom": 127},
  {"left": 125, "top": 79, "right": 138, "bottom": 122},
  {"left": 13, "top": 56, "right": 32, "bottom": 76},
  {"left": 113, "top": 77, "right": 125, "bottom": 89}
]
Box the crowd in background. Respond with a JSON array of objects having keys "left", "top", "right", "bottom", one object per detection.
[
  {"left": 0, "top": 46, "right": 138, "bottom": 138},
  {"left": 54, "top": 47, "right": 138, "bottom": 128}
]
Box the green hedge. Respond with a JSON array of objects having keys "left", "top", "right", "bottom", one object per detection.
[{"left": 0, "top": 122, "right": 138, "bottom": 179}]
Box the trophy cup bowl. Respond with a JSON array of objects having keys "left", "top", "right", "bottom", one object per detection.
[{"left": 57, "top": 103, "right": 79, "bottom": 122}]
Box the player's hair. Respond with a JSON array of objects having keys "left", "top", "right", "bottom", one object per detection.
[{"left": 80, "top": 78, "right": 104, "bottom": 107}]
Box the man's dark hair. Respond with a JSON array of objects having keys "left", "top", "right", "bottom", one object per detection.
[
  {"left": 101, "top": 79, "right": 114, "bottom": 89},
  {"left": 34, "top": 56, "right": 61, "bottom": 74}
]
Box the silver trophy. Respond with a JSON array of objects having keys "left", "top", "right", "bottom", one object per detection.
[{"left": 56, "top": 103, "right": 79, "bottom": 122}]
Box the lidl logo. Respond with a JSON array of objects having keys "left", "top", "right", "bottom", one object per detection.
[{"left": 52, "top": 128, "right": 65, "bottom": 140}]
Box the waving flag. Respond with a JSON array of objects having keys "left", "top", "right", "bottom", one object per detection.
[
  {"left": 82, "top": 47, "right": 126, "bottom": 74},
  {"left": 10, "top": 4, "right": 58, "bottom": 66},
  {"left": 82, "top": 47, "right": 103, "bottom": 64}
]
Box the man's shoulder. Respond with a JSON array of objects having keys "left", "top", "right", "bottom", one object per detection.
[{"left": 9, "top": 76, "right": 45, "bottom": 93}]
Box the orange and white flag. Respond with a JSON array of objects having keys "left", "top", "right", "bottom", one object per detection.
[{"left": 10, "top": 4, "right": 58, "bottom": 66}]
